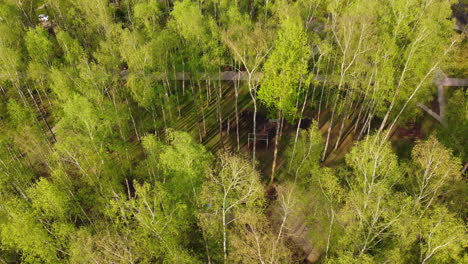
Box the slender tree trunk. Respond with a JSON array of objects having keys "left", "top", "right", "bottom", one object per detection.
[
  {"left": 175, "top": 86, "right": 182, "bottom": 118},
  {"left": 323, "top": 19, "right": 364, "bottom": 158},
  {"left": 317, "top": 54, "right": 333, "bottom": 124},
  {"left": 216, "top": 76, "right": 224, "bottom": 149},
  {"left": 26, "top": 87, "right": 56, "bottom": 142},
  {"left": 252, "top": 98, "right": 257, "bottom": 163},
  {"left": 264, "top": 0, "right": 269, "bottom": 22},
  {"left": 172, "top": 63, "right": 181, "bottom": 118},
  {"left": 108, "top": 89, "right": 125, "bottom": 140},
  {"left": 358, "top": 105, "right": 375, "bottom": 139},
  {"left": 270, "top": 110, "right": 282, "bottom": 185},
  {"left": 198, "top": 80, "right": 207, "bottom": 136},
  {"left": 270, "top": 191, "right": 290, "bottom": 263},
  {"left": 334, "top": 97, "right": 354, "bottom": 151},
  {"left": 353, "top": 98, "right": 367, "bottom": 133},
  {"left": 202, "top": 228, "right": 212, "bottom": 264},
  {"left": 190, "top": 80, "right": 203, "bottom": 142},
  {"left": 289, "top": 88, "right": 309, "bottom": 172},
  {"left": 182, "top": 62, "right": 186, "bottom": 96},
  {"left": 150, "top": 106, "right": 158, "bottom": 133},
  {"left": 354, "top": 69, "right": 375, "bottom": 133},
  {"left": 380, "top": 40, "right": 456, "bottom": 145},
  {"left": 333, "top": 114, "right": 346, "bottom": 151},
  {"left": 322, "top": 99, "right": 337, "bottom": 161},
  {"left": 248, "top": 76, "right": 258, "bottom": 166},
  {"left": 127, "top": 101, "right": 140, "bottom": 141},
  {"left": 207, "top": 79, "right": 211, "bottom": 102},
  {"left": 325, "top": 209, "right": 335, "bottom": 260},
  {"left": 164, "top": 77, "right": 174, "bottom": 122},
  {"left": 219, "top": 70, "right": 224, "bottom": 145},
  {"left": 235, "top": 69, "right": 240, "bottom": 151},
  {"left": 222, "top": 200, "right": 228, "bottom": 264},
  {"left": 159, "top": 95, "right": 167, "bottom": 131},
  {"left": 377, "top": 37, "right": 424, "bottom": 136},
  {"left": 322, "top": 46, "right": 353, "bottom": 160},
  {"left": 333, "top": 81, "right": 357, "bottom": 150}
]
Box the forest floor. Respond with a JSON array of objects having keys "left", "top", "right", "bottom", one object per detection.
[{"left": 171, "top": 81, "right": 363, "bottom": 175}]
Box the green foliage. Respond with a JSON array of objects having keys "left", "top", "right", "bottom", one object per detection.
[
  {"left": 126, "top": 73, "right": 157, "bottom": 109},
  {"left": 284, "top": 121, "right": 323, "bottom": 180},
  {"left": 56, "top": 31, "right": 85, "bottom": 65},
  {"left": 68, "top": 228, "right": 137, "bottom": 264},
  {"left": 259, "top": 13, "right": 311, "bottom": 118},
  {"left": 5, "top": 99, "right": 50, "bottom": 166},
  {"left": 229, "top": 208, "right": 294, "bottom": 263},
  {"left": 159, "top": 130, "right": 213, "bottom": 201},
  {"left": 27, "top": 178, "right": 72, "bottom": 220},
  {"left": 409, "top": 135, "right": 462, "bottom": 207},
  {"left": 0, "top": 0, "right": 464, "bottom": 263},
  {"left": 105, "top": 181, "right": 200, "bottom": 263},
  {"left": 172, "top": 0, "right": 207, "bottom": 43},
  {"left": 437, "top": 89, "right": 468, "bottom": 160},
  {"left": 133, "top": 0, "right": 163, "bottom": 35},
  {"left": 0, "top": 199, "right": 60, "bottom": 263},
  {"left": 416, "top": 206, "right": 466, "bottom": 264},
  {"left": 25, "top": 27, "right": 54, "bottom": 65},
  {"left": 7, "top": 99, "right": 34, "bottom": 127},
  {"left": 93, "top": 25, "right": 124, "bottom": 70},
  {"left": 49, "top": 67, "right": 77, "bottom": 102},
  {"left": 0, "top": 141, "right": 35, "bottom": 198},
  {"left": 0, "top": 4, "right": 23, "bottom": 85},
  {"left": 345, "top": 133, "right": 401, "bottom": 191},
  {"left": 74, "top": 0, "right": 112, "bottom": 34},
  {"left": 198, "top": 153, "right": 265, "bottom": 262},
  {"left": 0, "top": 3, "right": 23, "bottom": 49}
]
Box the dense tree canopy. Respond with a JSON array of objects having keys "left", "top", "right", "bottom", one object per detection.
[{"left": 0, "top": 0, "right": 466, "bottom": 263}]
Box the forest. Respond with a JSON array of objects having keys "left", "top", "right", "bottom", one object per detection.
[{"left": 0, "top": 0, "right": 467, "bottom": 263}]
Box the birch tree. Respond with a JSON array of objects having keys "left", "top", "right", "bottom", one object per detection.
[
  {"left": 198, "top": 153, "right": 264, "bottom": 263},
  {"left": 417, "top": 206, "right": 466, "bottom": 264},
  {"left": 410, "top": 136, "right": 462, "bottom": 213},
  {"left": 392, "top": 205, "right": 467, "bottom": 264},
  {"left": 106, "top": 182, "right": 199, "bottom": 263},
  {"left": 229, "top": 208, "right": 294, "bottom": 264},
  {"left": 335, "top": 133, "right": 406, "bottom": 258},
  {"left": 223, "top": 6, "right": 274, "bottom": 164},
  {"left": 259, "top": 12, "right": 311, "bottom": 183},
  {"left": 375, "top": 0, "right": 457, "bottom": 136}
]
